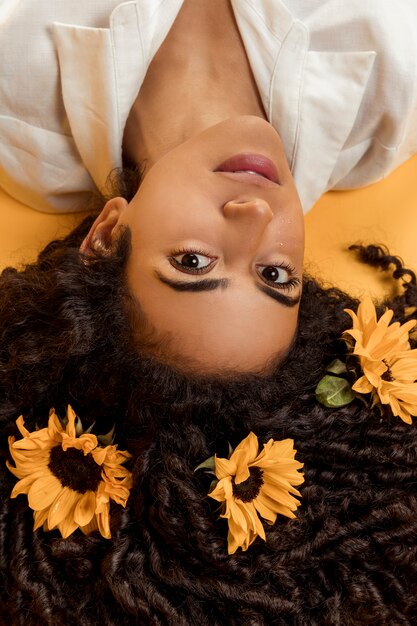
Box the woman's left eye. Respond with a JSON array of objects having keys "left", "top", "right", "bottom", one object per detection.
[
  {"left": 169, "top": 252, "right": 216, "bottom": 273},
  {"left": 257, "top": 264, "right": 299, "bottom": 289}
]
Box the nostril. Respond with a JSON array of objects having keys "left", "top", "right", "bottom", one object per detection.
[{"left": 222, "top": 199, "right": 274, "bottom": 223}]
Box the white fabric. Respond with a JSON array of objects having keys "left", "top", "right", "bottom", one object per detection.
[{"left": 0, "top": 0, "right": 416, "bottom": 213}]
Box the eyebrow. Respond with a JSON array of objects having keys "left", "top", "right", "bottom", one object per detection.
[
  {"left": 156, "top": 272, "right": 301, "bottom": 307},
  {"left": 156, "top": 273, "right": 229, "bottom": 292},
  {"left": 256, "top": 284, "right": 301, "bottom": 308}
]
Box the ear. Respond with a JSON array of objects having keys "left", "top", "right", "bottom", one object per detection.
[{"left": 80, "top": 197, "right": 128, "bottom": 256}]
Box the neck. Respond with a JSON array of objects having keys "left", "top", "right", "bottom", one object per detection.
[{"left": 122, "top": 0, "right": 266, "bottom": 169}]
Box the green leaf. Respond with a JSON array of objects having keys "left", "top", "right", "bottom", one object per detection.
[
  {"left": 75, "top": 415, "right": 83, "bottom": 436},
  {"left": 315, "top": 375, "right": 355, "bottom": 408},
  {"left": 326, "top": 359, "right": 348, "bottom": 376},
  {"left": 97, "top": 424, "right": 115, "bottom": 446},
  {"left": 194, "top": 455, "right": 216, "bottom": 473},
  {"left": 209, "top": 478, "right": 219, "bottom": 493}
]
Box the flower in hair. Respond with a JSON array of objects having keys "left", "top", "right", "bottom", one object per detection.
[
  {"left": 203, "top": 432, "right": 304, "bottom": 554},
  {"left": 344, "top": 297, "right": 417, "bottom": 423},
  {"left": 316, "top": 297, "right": 417, "bottom": 423},
  {"left": 7, "top": 405, "right": 132, "bottom": 539}
]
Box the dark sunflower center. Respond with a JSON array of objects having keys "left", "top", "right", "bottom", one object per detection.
[
  {"left": 48, "top": 446, "right": 102, "bottom": 494},
  {"left": 381, "top": 359, "right": 395, "bottom": 382},
  {"left": 232, "top": 466, "right": 264, "bottom": 502}
]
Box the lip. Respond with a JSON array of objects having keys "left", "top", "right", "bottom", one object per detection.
[{"left": 215, "top": 153, "right": 280, "bottom": 186}]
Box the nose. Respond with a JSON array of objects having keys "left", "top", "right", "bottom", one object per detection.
[{"left": 222, "top": 198, "right": 274, "bottom": 227}]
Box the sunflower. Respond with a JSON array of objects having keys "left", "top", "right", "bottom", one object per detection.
[
  {"left": 208, "top": 432, "right": 304, "bottom": 554},
  {"left": 7, "top": 405, "right": 132, "bottom": 539},
  {"left": 343, "top": 297, "right": 417, "bottom": 423}
]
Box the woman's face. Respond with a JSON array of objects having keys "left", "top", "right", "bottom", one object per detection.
[{"left": 90, "top": 117, "right": 304, "bottom": 373}]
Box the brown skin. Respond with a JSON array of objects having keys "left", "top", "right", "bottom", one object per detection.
[{"left": 82, "top": 1, "right": 305, "bottom": 373}]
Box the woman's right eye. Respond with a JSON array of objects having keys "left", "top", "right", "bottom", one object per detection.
[{"left": 169, "top": 252, "right": 216, "bottom": 274}]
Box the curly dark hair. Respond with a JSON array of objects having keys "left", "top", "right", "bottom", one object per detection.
[{"left": 0, "top": 196, "right": 416, "bottom": 625}]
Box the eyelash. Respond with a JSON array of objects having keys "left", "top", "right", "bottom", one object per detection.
[
  {"left": 257, "top": 262, "right": 301, "bottom": 293},
  {"left": 168, "top": 247, "right": 216, "bottom": 274},
  {"left": 168, "top": 249, "right": 301, "bottom": 291}
]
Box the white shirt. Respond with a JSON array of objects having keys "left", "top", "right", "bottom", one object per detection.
[{"left": 0, "top": 0, "right": 416, "bottom": 213}]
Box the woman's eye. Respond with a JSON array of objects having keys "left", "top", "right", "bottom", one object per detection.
[
  {"left": 258, "top": 265, "right": 291, "bottom": 285},
  {"left": 170, "top": 252, "right": 215, "bottom": 273}
]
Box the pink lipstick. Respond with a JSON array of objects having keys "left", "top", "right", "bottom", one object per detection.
[{"left": 215, "top": 153, "right": 279, "bottom": 184}]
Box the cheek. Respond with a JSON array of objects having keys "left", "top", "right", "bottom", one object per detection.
[{"left": 127, "top": 182, "right": 215, "bottom": 242}]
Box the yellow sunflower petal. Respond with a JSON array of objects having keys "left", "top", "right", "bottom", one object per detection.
[
  {"left": 80, "top": 516, "right": 99, "bottom": 536},
  {"left": 254, "top": 438, "right": 297, "bottom": 468},
  {"left": 102, "top": 463, "right": 130, "bottom": 480},
  {"left": 10, "top": 426, "right": 52, "bottom": 451},
  {"left": 33, "top": 507, "right": 50, "bottom": 531},
  {"left": 96, "top": 505, "right": 111, "bottom": 539},
  {"left": 376, "top": 381, "right": 417, "bottom": 422},
  {"left": 257, "top": 491, "right": 298, "bottom": 519},
  {"left": 214, "top": 456, "right": 237, "bottom": 480},
  {"left": 245, "top": 501, "right": 266, "bottom": 541},
  {"left": 233, "top": 463, "right": 250, "bottom": 485},
  {"left": 78, "top": 434, "right": 98, "bottom": 454},
  {"left": 226, "top": 510, "right": 251, "bottom": 554},
  {"left": 343, "top": 308, "right": 359, "bottom": 327},
  {"left": 73, "top": 490, "right": 96, "bottom": 527},
  {"left": 10, "top": 470, "right": 49, "bottom": 498},
  {"left": 232, "top": 432, "right": 259, "bottom": 484},
  {"left": 58, "top": 514, "right": 79, "bottom": 539},
  {"left": 370, "top": 327, "right": 410, "bottom": 361},
  {"left": 61, "top": 433, "right": 97, "bottom": 454},
  {"left": 5, "top": 460, "right": 22, "bottom": 480},
  {"left": 95, "top": 481, "right": 110, "bottom": 511},
  {"left": 222, "top": 498, "right": 249, "bottom": 534},
  {"left": 357, "top": 297, "right": 377, "bottom": 322},
  {"left": 262, "top": 470, "right": 304, "bottom": 492},
  {"left": 92, "top": 445, "right": 108, "bottom": 466},
  {"left": 47, "top": 486, "right": 80, "bottom": 529},
  {"left": 261, "top": 481, "right": 300, "bottom": 509},
  {"left": 8, "top": 441, "right": 47, "bottom": 460},
  {"left": 352, "top": 375, "right": 374, "bottom": 394},
  {"left": 65, "top": 405, "right": 77, "bottom": 438},
  {"left": 253, "top": 494, "right": 278, "bottom": 524},
  {"left": 48, "top": 409, "right": 64, "bottom": 440},
  {"left": 27, "top": 473, "right": 62, "bottom": 511},
  {"left": 378, "top": 381, "right": 417, "bottom": 405},
  {"left": 209, "top": 477, "right": 231, "bottom": 503},
  {"left": 103, "top": 480, "right": 131, "bottom": 506},
  {"left": 397, "top": 399, "right": 417, "bottom": 415},
  {"left": 350, "top": 299, "right": 407, "bottom": 351},
  {"left": 390, "top": 353, "right": 417, "bottom": 381},
  {"left": 226, "top": 501, "right": 265, "bottom": 553},
  {"left": 226, "top": 527, "right": 242, "bottom": 555},
  {"left": 362, "top": 360, "right": 388, "bottom": 385},
  {"left": 7, "top": 450, "right": 51, "bottom": 478},
  {"left": 343, "top": 328, "right": 363, "bottom": 346},
  {"left": 395, "top": 407, "right": 413, "bottom": 424},
  {"left": 102, "top": 465, "right": 133, "bottom": 490},
  {"left": 103, "top": 447, "right": 132, "bottom": 467},
  {"left": 346, "top": 297, "right": 378, "bottom": 340},
  {"left": 15, "top": 416, "right": 31, "bottom": 437}
]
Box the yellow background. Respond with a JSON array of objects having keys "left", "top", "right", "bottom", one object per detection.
[{"left": 1, "top": 154, "right": 417, "bottom": 299}]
